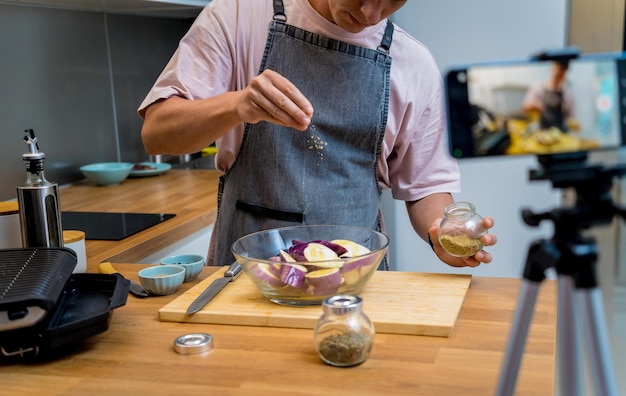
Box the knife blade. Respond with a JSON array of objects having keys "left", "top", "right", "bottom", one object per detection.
[
  {"left": 99, "top": 262, "right": 149, "bottom": 298},
  {"left": 186, "top": 261, "right": 242, "bottom": 315}
]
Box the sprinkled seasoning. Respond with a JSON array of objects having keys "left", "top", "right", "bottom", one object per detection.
[{"left": 306, "top": 125, "right": 327, "bottom": 165}]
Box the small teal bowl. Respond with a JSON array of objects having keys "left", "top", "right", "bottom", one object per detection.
[
  {"left": 161, "top": 254, "right": 205, "bottom": 282},
  {"left": 80, "top": 162, "right": 134, "bottom": 186},
  {"left": 138, "top": 265, "right": 185, "bottom": 296}
]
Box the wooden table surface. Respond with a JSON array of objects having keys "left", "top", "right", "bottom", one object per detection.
[
  {"left": 1, "top": 265, "right": 557, "bottom": 395},
  {"left": 1, "top": 169, "right": 557, "bottom": 395}
]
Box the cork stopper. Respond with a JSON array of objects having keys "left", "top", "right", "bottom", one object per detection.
[{"left": 63, "top": 230, "right": 85, "bottom": 244}]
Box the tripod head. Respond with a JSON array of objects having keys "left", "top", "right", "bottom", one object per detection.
[{"left": 523, "top": 152, "right": 626, "bottom": 231}]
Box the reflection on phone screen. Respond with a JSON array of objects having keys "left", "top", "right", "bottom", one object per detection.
[{"left": 445, "top": 54, "right": 626, "bottom": 158}]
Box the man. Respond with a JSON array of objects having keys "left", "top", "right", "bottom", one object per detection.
[
  {"left": 139, "top": 0, "right": 496, "bottom": 268},
  {"left": 523, "top": 60, "right": 578, "bottom": 132}
]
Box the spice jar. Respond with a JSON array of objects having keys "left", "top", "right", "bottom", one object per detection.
[
  {"left": 438, "top": 201, "right": 487, "bottom": 257},
  {"left": 313, "top": 295, "right": 374, "bottom": 367}
]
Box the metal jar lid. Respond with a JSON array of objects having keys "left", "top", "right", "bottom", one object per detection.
[{"left": 174, "top": 333, "right": 213, "bottom": 355}]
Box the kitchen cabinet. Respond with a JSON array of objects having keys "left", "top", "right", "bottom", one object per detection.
[
  {"left": 138, "top": 224, "right": 213, "bottom": 264},
  {"left": 568, "top": 0, "right": 624, "bottom": 52},
  {"left": 1, "top": 0, "right": 209, "bottom": 18}
]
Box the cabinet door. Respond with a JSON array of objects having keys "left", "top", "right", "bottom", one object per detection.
[{"left": 569, "top": 0, "right": 625, "bottom": 52}]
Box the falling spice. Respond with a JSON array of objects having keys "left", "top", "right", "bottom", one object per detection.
[
  {"left": 318, "top": 332, "right": 372, "bottom": 366},
  {"left": 439, "top": 233, "right": 482, "bottom": 257},
  {"left": 306, "top": 126, "right": 327, "bottom": 166}
]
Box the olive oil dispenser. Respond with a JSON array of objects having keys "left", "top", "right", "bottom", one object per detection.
[{"left": 16, "top": 129, "right": 63, "bottom": 247}]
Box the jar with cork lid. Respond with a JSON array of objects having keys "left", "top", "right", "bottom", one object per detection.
[{"left": 63, "top": 230, "right": 87, "bottom": 273}]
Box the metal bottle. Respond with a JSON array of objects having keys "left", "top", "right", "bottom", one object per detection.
[{"left": 16, "top": 129, "right": 64, "bottom": 248}]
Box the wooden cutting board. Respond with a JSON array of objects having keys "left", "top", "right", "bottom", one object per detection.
[{"left": 159, "top": 268, "right": 472, "bottom": 337}]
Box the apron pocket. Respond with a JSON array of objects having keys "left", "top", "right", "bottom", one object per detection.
[{"left": 236, "top": 200, "right": 304, "bottom": 223}]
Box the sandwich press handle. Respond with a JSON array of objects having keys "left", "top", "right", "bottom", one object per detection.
[{"left": 108, "top": 273, "right": 131, "bottom": 309}]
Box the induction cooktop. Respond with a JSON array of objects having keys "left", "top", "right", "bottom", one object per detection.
[{"left": 62, "top": 212, "right": 176, "bottom": 241}]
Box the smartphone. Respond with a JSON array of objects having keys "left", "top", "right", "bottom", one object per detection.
[{"left": 444, "top": 52, "right": 626, "bottom": 159}]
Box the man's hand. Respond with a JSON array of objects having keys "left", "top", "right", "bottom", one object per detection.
[
  {"left": 237, "top": 69, "right": 314, "bottom": 131},
  {"left": 428, "top": 216, "right": 497, "bottom": 268}
]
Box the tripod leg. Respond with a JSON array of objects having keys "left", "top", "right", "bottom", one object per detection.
[
  {"left": 496, "top": 280, "right": 541, "bottom": 396},
  {"left": 556, "top": 275, "right": 584, "bottom": 395},
  {"left": 575, "top": 287, "right": 619, "bottom": 396}
]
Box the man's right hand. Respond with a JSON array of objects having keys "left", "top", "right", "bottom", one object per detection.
[{"left": 237, "top": 69, "right": 314, "bottom": 131}]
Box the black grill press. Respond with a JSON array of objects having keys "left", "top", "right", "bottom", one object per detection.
[
  {"left": 0, "top": 248, "right": 76, "bottom": 324},
  {"left": 0, "top": 248, "right": 129, "bottom": 360}
]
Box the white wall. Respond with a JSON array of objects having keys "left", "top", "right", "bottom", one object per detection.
[{"left": 386, "top": 0, "right": 568, "bottom": 277}]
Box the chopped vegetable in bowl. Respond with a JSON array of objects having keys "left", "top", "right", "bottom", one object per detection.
[{"left": 231, "top": 225, "right": 389, "bottom": 306}]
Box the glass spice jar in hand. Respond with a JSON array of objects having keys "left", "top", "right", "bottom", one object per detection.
[
  {"left": 313, "top": 295, "right": 375, "bottom": 367},
  {"left": 438, "top": 202, "right": 488, "bottom": 257}
]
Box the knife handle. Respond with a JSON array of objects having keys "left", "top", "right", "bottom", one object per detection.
[
  {"left": 99, "top": 262, "right": 149, "bottom": 298},
  {"left": 99, "top": 262, "right": 120, "bottom": 275},
  {"left": 225, "top": 262, "right": 243, "bottom": 280}
]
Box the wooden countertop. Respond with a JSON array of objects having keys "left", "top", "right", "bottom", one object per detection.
[
  {"left": 58, "top": 169, "right": 221, "bottom": 269},
  {"left": 2, "top": 169, "right": 557, "bottom": 394},
  {"left": 1, "top": 264, "right": 557, "bottom": 395}
]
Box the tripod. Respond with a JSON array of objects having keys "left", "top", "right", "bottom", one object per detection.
[{"left": 496, "top": 154, "right": 626, "bottom": 396}]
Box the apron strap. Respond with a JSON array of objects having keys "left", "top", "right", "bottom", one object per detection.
[
  {"left": 377, "top": 20, "right": 394, "bottom": 54},
  {"left": 272, "top": 0, "right": 394, "bottom": 54},
  {"left": 273, "top": 0, "right": 287, "bottom": 22}
]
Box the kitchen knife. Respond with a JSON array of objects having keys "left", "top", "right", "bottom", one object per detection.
[
  {"left": 186, "top": 261, "right": 243, "bottom": 315},
  {"left": 99, "top": 262, "right": 149, "bottom": 298}
]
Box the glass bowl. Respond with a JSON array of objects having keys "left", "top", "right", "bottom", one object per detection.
[{"left": 231, "top": 225, "right": 389, "bottom": 306}]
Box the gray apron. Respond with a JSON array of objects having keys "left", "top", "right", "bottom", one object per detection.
[
  {"left": 540, "top": 89, "right": 566, "bottom": 131},
  {"left": 209, "top": 1, "right": 393, "bottom": 268}
]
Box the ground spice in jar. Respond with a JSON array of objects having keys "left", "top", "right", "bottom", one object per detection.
[
  {"left": 318, "top": 332, "right": 371, "bottom": 366},
  {"left": 439, "top": 233, "right": 482, "bottom": 257}
]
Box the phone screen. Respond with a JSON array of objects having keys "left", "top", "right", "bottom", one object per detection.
[{"left": 444, "top": 53, "right": 626, "bottom": 159}]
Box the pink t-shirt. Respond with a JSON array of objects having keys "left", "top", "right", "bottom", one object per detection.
[{"left": 138, "top": 0, "right": 460, "bottom": 202}]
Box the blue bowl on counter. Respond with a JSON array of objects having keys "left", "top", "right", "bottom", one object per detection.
[
  {"left": 80, "top": 162, "right": 134, "bottom": 186},
  {"left": 137, "top": 265, "right": 185, "bottom": 296},
  {"left": 161, "top": 254, "right": 205, "bottom": 282}
]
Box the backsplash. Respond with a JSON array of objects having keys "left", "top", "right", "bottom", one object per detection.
[{"left": 0, "top": 4, "right": 193, "bottom": 201}]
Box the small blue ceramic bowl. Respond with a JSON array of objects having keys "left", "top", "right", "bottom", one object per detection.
[
  {"left": 80, "top": 162, "right": 134, "bottom": 186},
  {"left": 161, "top": 254, "right": 205, "bottom": 282},
  {"left": 138, "top": 265, "right": 185, "bottom": 296}
]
